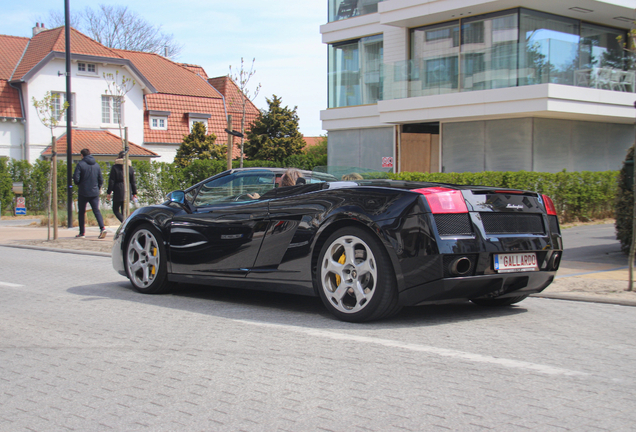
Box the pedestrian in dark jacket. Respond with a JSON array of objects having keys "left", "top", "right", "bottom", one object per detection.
[
  {"left": 107, "top": 151, "right": 138, "bottom": 222},
  {"left": 73, "top": 148, "right": 107, "bottom": 239}
]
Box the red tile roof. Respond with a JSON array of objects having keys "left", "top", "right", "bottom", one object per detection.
[
  {"left": 41, "top": 129, "right": 158, "bottom": 157},
  {"left": 208, "top": 76, "right": 260, "bottom": 121},
  {"left": 303, "top": 136, "right": 324, "bottom": 148},
  {"left": 0, "top": 35, "right": 29, "bottom": 81},
  {"left": 117, "top": 49, "right": 219, "bottom": 98},
  {"left": 144, "top": 93, "right": 246, "bottom": 158},
  {"left": 179, "top": 63, "right": 209, "bottom": 80},
  {"left": 0, "top": 80, "right": 23, "bottom": 118},
  {"left": 12, "top": 27, "right": 122, "bottom": 81}
]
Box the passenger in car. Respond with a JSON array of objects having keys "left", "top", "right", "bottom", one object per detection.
[
  {"left": 280, "top": 168, "right": 304, "bottom": 187},
  {"left": 342, "top": 173, "right": 363, "bottom": 181}
]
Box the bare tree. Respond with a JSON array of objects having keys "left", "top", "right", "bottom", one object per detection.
[
  {"left": 104, "top": 70, "right": 136, "bottom": 219},
  {"left": 37, "top": 4, "right": 182, "bottom": 58},
  {"left": 32, "top": 91, "right": 68, "bottom": 241},
  {"left": 229, "top": 58, "right": 261, "bottom": 168}
]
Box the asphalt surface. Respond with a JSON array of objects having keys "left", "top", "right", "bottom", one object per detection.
[{"left": 1, "top": 246, "right": 635, "bottom": 431}]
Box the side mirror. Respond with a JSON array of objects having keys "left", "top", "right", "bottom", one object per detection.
[{"left": 169, "top": 190, "right": 185, "bottom": 204}]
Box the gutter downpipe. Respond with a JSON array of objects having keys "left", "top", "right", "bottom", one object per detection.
[{"left": 205, "top": 77, "right": 231, "bottom": 169}]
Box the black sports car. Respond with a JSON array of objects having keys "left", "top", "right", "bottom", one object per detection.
[{"left": 112, "top": 167, "right": 562, "bottom": 322}]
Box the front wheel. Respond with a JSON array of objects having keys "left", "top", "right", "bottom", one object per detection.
[
  {"left": 315, "top": 227, "right": 401, "bottom": 322},
  {"left": 470, "top": 295, "right": 529, "bottom": 307},
  {"left": 125, "top": 224, "right": 171, "bottom": 294}
]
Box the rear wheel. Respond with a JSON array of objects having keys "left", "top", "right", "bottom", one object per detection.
[
  {"left": 470, "top": 295, "right": 529, "bottom": 307},
  {"left": 125, "top": 224, "right": 171, "bottom": 294},
  {"left": 316, "top": 227, "right": 401, "bottom": 322}
]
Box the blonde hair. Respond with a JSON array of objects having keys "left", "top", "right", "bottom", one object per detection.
[
  {"left": 280, "top": 168, "right": 303, "bottom": 187},
  {"left": 342, "top": 173, "right": 363, "bottom": 181}
]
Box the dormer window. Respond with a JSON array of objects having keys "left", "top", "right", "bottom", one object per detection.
[
  {"left": 188, "top": 112, "right": 211, "bottom": 131},
  {"left": 148, "top": 110, "right": 170, "bottom": 131},
  {"left": 78, "top": 62, "right": 98, "bottom": 76}
]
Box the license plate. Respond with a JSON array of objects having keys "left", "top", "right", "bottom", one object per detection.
[{"left": 494, "top": 253, "right": 538, "bottom": 273}]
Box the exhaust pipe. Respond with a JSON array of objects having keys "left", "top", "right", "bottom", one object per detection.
[
  {"left": 449, "top": 257, "right": 472, "bottom": 276},
  {"left": 549, "top": 252, "right": 561, "bottom": 270}
]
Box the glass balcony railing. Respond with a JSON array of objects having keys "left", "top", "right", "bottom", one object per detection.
[
  {"left": 381, "top": 39, "right": 636, "bottom": 100},
  {"left": 329, "top": 0, "right": 382, "bottom": 22}
]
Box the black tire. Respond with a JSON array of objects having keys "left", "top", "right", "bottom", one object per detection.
[
  {"left": 125, "top": 224, "right": 172, "bottom": 294},
  {"left": 470, "top": 295, "right": 529, "bottom": 307},
  {"left": 315, "top": 226, "right": 401, "bottom": 322}
]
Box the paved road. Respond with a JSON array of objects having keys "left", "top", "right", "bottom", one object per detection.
[
  {"left": 1, "top": 246, "right": 635, "bottom": 431},
  {"left": 560, "top": 223, "right": 626, "bottom": 269}
]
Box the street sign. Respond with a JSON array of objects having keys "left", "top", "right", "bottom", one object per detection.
[{"left": 15, "top": 196, "right": 26, "bottom": 215}]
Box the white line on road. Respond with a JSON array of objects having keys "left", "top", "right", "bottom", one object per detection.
[
  {"left": 235, "top": 319, "right": 587, "bottom": 377},
  {"left": 0, "top": 281, "right": 24, "bottom": 287}
]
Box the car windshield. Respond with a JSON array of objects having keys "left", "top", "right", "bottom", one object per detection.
[{"left": 312, "top": 166, "right": 392, "bottom": 182}]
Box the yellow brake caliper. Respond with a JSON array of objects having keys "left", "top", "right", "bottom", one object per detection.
[
  {"left": 151, "top": 246, "right": 157, "bottom": 275},
  {"left": 335, "top": 252, "right": 345, "bottom": 286}
]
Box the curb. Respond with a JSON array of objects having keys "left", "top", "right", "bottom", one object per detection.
[
  {"left": 531, "top": 293, "right": 636, "bottom": 307},
  {"left": 0, "top": 243, "right": 111, "bottom": 258}
]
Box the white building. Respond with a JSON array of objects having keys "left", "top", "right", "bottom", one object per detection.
[
  {"left": 320, "top": 0, "right": 636, "bottom": 173},
  {"left": 0, "top": 25, "right": 259, "bottom": 164}
]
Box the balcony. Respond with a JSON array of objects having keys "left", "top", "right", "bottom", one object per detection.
[
  {"left": 383, "top": 39, "right": 636, "bottom": 100},
  {"left": 329, "top": 0, "right": 382, "bottom": 22}
]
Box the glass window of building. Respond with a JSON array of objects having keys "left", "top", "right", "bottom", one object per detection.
[
  {"left": 411, "top": 21, "right": 460, "bottom": 95},
  {"left": 329, "top": 0, "right": 381, "bottom": 22},
  {"left": 329, "top": 35, "right": 383, "bottom": 108},
  {"left": 460, "top": 11, "right": 519, "bottom": 91}
]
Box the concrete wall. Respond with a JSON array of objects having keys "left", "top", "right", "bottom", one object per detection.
[
  {"left": 328, "top": 127, "right": 394, "bottom": 171},
  {"left": 0, "top": 122, "right": 25, "bottom": 160},
  {"left": 442, "top": 118, "right": 634, "bottom": 173}
]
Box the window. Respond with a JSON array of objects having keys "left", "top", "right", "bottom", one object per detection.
[
  {"left": 150, "top": 116, "right": 168, "bottom": 130},
  {"left": 50, "top": 91, "right": 75, "bottom": 124},
  {"left": 192, "top": 170, "right": 277, "bottom": 206},
  {"left": 77, "top": 62, "right": 97, "bottom": 75},
  {"left": 189, "top": 119, "right": 208, "bottom": 131},
  {"left": 328, "top": 35, "right": 383, "bottom": 108},
  {"left": 101, "top": 95, "right": 122, "bottom": 125}
]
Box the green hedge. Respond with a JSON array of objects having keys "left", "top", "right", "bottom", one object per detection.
[
  {"left": 0, "top": 156, "right": 617, "bottom": 223},
  {"left": 390, "top": 170, "right": 618, "bottom": 223}
]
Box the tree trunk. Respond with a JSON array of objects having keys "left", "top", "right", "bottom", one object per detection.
[{"left": 52, "top": 135, "right": 58, "bottom": 240}]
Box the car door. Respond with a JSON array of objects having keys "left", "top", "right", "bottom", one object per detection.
[{"left": 169, "top": 170, "right": 276, "bottom": 277}]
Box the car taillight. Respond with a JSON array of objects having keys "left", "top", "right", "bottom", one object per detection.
[
  {"left": 542, "top": 194, "right": 557, "bottom": 216},
  {"left": 414, "top": 187, "right": 468, "bottom": 214}
]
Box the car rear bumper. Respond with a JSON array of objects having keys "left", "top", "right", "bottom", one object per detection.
[{"left": 398, "top": 270, "right": 556, "bottom": 306}]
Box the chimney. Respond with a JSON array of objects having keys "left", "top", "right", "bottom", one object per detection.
[
  {"left": 32, "top": 22, "right": 46, "bottom": 37},
  {"left": 164, "top": 46, "right": 169, "bottom": 57}
]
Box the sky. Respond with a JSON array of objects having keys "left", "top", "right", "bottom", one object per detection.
[{"left": 3, "top": 0, "right": 328, "bottom": 137}]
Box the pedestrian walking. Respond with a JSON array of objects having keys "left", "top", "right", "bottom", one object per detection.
[
  {"left": 73, "top": 148, "right": 107, "bottom": 239},
  {"left": 106, "top": 151, "right": 137, "bottom": 223}
]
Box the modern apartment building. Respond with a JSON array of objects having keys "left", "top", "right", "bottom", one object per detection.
[{"left": 320, "top": 0, "right": 636, "bottom": 173}]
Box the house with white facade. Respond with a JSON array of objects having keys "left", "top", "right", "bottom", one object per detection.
[
  {"left": 321, "top": 0, "right": 636, "bottom": 173},
  {"left": 0, "top": 25, "right": 259, "bottom": 164}
]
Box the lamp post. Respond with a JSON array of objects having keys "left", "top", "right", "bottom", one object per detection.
[{"left": 64, "top": 0, "right": 73, "bottom": 229}]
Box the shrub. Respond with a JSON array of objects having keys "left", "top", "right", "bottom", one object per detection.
[
  {"left": 615, "top": 147, "right": 633, "bottom": 253},
  {"left": 391, "top": 170, "right": 618, "bottom": 223}
]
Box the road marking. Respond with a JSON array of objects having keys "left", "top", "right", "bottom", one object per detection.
[
  {"left": 235, "top": 320, "right": 587, "bottom": 377},
  {"left": 0, "top": 281, "right": 24, "bottom": 287}
]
